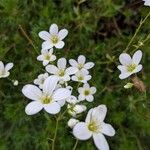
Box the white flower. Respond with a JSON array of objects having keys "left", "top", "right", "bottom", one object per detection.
[
  {"left": 34, "top": 73, "right": 49, "bottom": 89},
  {"left": 0, "top": 61, "right": 14, "bottom": 78},
  {"left": 68, "top": 118, "right": 79, "bottom": 129},
  {"left": 13, "top": 80, "right": 19, "bottom": 86},
  {"left": 37, "top": 48, "right": 56, "bottom": 66},
  {"left": 143, "top": 0, "right": 150, "bottom": 6},
  {"left": 46, "top": 58, "right": 78, "bottom": 82},
  {"left": 71, "top": 70, "right": 91, "bottom": 83},
  {"left": 22, "top": 76, "right": 71, "bottom": 115},
  {"left": 73, "top": 105, "right": 115, "bottom": 150},
  {"left": 78, "top": 83, "right": 96, "bottom": 102},
  {"left": 39, "top": 23, "right": 68, "bottom": 50},
  {"left": 117, "top": 50, "right": 143, "bottom": 79},
  {"left": 69, "top": 55, "right": 94, "bottom": 72},
  {"left": 68, "top": 104, "right": 87, "bottom": 117}
]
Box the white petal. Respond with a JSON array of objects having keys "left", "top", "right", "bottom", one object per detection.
[
  {"left": 83, "top": 83, "right": 90, "bottom": 88},
  {"left": 53, "top": 88, "right": 71, "bottom": 101},
  {"left": 69, "top": 59, "right": 78, "bottom": 67},
  {"left": 44, "top": 102, "right": 60, "bottom": 114},
  {"left": 78, "top": 55, "right": 86, "bottom": 64},
  {"left": 132, "top": 50, "right": 142, "bottom": 65},
  {"left": 66, "top": 67, "right": 78, "bottom": 75},
  {"left": 57, "top": 58, "right": 66, "bottom": 69},
  {"left": 49, "top": 24, "right": 58, "bottom": 35},
  {"left": 22, "top": 84, "right": 42, "bottom": 101},
  {"left": 58, "top": 29, "right": 68, "bottom": 40},
  {"left": 0, "top": 61, "right": 4, "bottom": 70},
  {"left": 86, "top": 95, "right": 94, "bottom": 102},
  {"left": 78, "top": 87, "right": 84, "bottom": 93},
  {"left": 90, "top": 87, "right": 96, "bottom": 94},
  {"left": 85, "top": 108, "right": 94, "bottom": 123},
  {"left": 57, "top": 99, "right": 66, "bottom": 107},
  {"left": 43, "top": 76, "right": 59, "bottom": 95},
  {"left": 55, "top": 41, "right": 65, "bottom": 49},
  {"left": 119, "top": 53, "right": 132, "bottom": 65},
  {"left": 50, "top": 55, "right": 56, "bottom": 61},
  {"left": 92, "top": 105, "right": 107, "bottom": 122},
  {"left": 119, "top": 72, "right": 131, "bottom": 79},
  {"left": 38, "top": 31, "right": 50, "bottom": 41},
  {"left": 93, "top": 133, "right": 109, "bottom": 150},
  {"left": 134, "top": 64, "right": 142, "bottom": 73},
  {"left": 78, "top": 94, "right": 85, "bottom": 101},
  {"left": 43, "top": 60, "right": 49, "bottom": 66},
  {"left": 42, "top": 41, "right": 53, "bottom": 50},
  {"left": 71, "top": 76, "right": 78, "bottom": 82},
  {"left": 73, "top": 122, "right": 92, "bottom": 140},
  {"left": 5, "top": 63, "right": 14, "bottom": 71},
  {"left": 46, "top": 65, "right": 59, "bottom": 74},
  {"left": 41, "top": 49, "right": 49, "bottom": 54},
  {"left": 101, "top": 123, "right": 115, "bottom": 137},
  {"left": 84, "top": 62, "right": 94, "bottom": 69},
  {"left": 117, "top": 65, "right": 126, "bottom": 73},
  {"left": 25, "top": 101, "right": 43, "bottom": 115},
  {"left": 37, "top": 55, "right": 44, "bottom": 61},
  {"left": 84, "top": 75, "right": 92, "bottom": 82}
]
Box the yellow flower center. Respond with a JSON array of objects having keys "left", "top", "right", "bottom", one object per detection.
[
  {"left": 51, "top": 36, "right": 59, "bottom": 44},
  {"left": 84, "top": 90, "right": 90, "bottom": 96},
  {"left": 40, "top": 95, "right": 52, "bottom": 104},
  {"left": 44, "top": 54, "right": 50, "bottom": 60},
  {"left": 78, "top": 76, "right": 84, "bottom": 81},
  {"left": 58, "top": 69, "right": 65, "bottom": 77},
  {"left": 88, "top": 121, "right": 100, "bottom": 133},
  {"left": 78, "top": 63, "right": 83, "bottom": 69},
  {"left": 127, "top": 64, "right": 136, "bottom": 72}
]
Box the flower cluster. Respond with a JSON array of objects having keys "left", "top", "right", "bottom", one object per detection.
[{"left": 22, "top": 23, "right": 115, "bottom": 150}]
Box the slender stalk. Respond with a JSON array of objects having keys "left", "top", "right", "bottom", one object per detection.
[
  {"left": 124, "top": 11, "right": 150, "bottom": 52},
  {"left": 18, "top": 25, "right": 39, "bottom": 54},
  {"left": 52, "top": 117, "right": 59, "bottom": 150},
  {"left": 72, "top": 139, "right": 78, "bottom": 150}
]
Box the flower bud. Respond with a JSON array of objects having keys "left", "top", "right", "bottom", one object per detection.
[{"left": 67, "top": 118, "right": 79, "bottom": 128}]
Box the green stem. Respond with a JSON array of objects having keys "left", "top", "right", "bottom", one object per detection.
[
  {"left": 124, "top": 11, "right": 150, "bottom": 52},
  {"left": 72, "top": 139, "right": 78, "bottom": 150},
  {"left": 52, "top": 117, "right": 59, "bottom": 150}
]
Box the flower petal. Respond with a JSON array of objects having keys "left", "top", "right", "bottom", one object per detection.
[
  {"left": 84, "top": 62, "right": 94, "bottom": 69},
  {"left": 66, "top": 67, "right": 78, "bottom": 75},
  {"left": 57, "top": 58, "right": 66, "bottom": 69},
  {"left": 53, "top": 88, "right": 71, "bottom": 101},
  {"left": 57, "top": 99, "right": 66, "bottom": 107},
  {"left": 73, "top": 122, "right": 92, "bottom": 140},
  {"left": 85, "top": 108, "right": 94, "bottom": 123},
  {"left": 119, "top": 72, "right": 131, "bottom": 79},
  {"left": 43, "top": 76, "right": 59, "bottom": 95},
  {"left": 101, "top": 123, "right": 115, "bottom": 137},
  {"left": 25, "top": 101, "right": 43, "bottom": 115},
  {"left": 55, "top": 41, "right": 65, "bottom": 49},
  {"left": 78, "top": 55, "right": 86, "bottom": 64},
  {"left": 93, "top": 133, "right": 109, "bottom": 150},
  {"left": 46, "top": 65, "right": 59, "bottom": 74},
  {"left": 5, "top": 63, "right": 14, "bottom": 71},
  {"left": 86, "top": 95, "right": 94, "bottom": 102},
  {"left": 134, "top": 64, "right": 142, "bottom": 73},
  {"left": 117, "top": 65, "right": 126, "bottom": 73},
  {"left": 69, "top": 59, "right": 78, "bottom": 67},
  {"left": 132, "top": 50, "right": 142, "bottom": 65},
  {"left": 58, "top": 29, "right": 68, "bottom": 40},
  {"left": 78, "top": 94, "right": 85, "bottom": 101},
  {"left": 0, "top": 61, "right": 4, "bottom": 70},
  {"left": 42, "top": 41, "right": 53, "bottom": 50},
  {"left": 22, "top": 84, "right": 42, "bottom": 101},
  {"left": 119, "top": 53, "right": 132, "bottom": 65},
  {"left": 43, "top": 102, "right": 60, "bottom": 114},
  {"left": 37, "top": 55, "right": 44, "bottom": 61},
  {"left": 49, "top": 24, "right": 58, "bottom": 35},
  {"left": 90, "top": 87, "right": 96, "bottom": 94},
  {"left": 38, "top": 31, "right": 50, "bottom": 41}
]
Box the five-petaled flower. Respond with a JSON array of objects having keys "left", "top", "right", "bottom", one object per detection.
[
  {"left": 73, "top": 105, "right": 115, "bottom": 150},
  {"left": 46, "top": 58, "right": 78, "bottom": 82},
  {"left": 69, "top": 55, "right": 94, "bottom": 72},
  {"left": 0, "top": 61, "right": 14, "bottom": 78},
  {"left": 117, "top": 50, "right": 143, "bottom": 79},
  {"left": 78, "top": 83, "right": 96, "bottom": 102},
  {"left": 37, "top": 48, "right": 56, "bottom": 66},
  {"left": 22, "top": 76, "right": 71, "bottom": 115},
  {"left": 39, "top": 23, "right": 68, "bottom": 50}
]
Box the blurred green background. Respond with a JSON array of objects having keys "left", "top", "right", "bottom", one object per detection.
[{"left": 0, "top": 0, "right": 150, "bottom": 149}]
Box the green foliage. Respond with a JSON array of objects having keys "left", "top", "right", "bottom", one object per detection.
[{"left": 0, "top": 0, "right": 150, "bottom": 149}]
